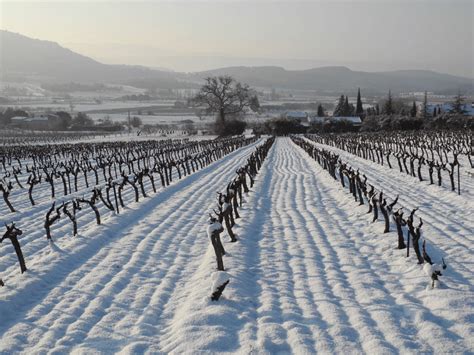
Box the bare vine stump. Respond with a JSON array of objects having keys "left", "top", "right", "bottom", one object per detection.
[
  {"left": 210, "top": 271, "right": 230, "bottom": 301},
  {"left": 1, "top": 224, "right": 27, "bottom": 274}
]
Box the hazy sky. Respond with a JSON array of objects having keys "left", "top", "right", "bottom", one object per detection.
[{"left": 1, "top": 0, "right": 473, "bottom": 76}]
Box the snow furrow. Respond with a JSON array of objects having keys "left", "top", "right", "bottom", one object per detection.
[
  {"left": 292, "top": 137, "right": 472, "bottom": 352},
  {"left": 305, "top": 138, "right": 473, "bottom": 246},
  {"left": 0, "top": 139, "right": 263, "bottom": 353},
  {"left": 303, "top": 137, "right": 474, "bottom": 290},
  {"left": 1, "top": 136, "right": 471, "bottom": 353},
  {"left": 167, "top": 137, "right": 471, "bottom": 353},
  {"left": 259, "top": 139, "right": 423, "bottom": 353}
]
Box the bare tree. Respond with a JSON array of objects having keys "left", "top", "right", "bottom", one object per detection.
[{"left": 190, "top": 76, "right": 258, "bottom": 133}]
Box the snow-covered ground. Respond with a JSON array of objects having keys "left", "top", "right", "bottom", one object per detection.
[
  {"left": 0, "top": 101, "right": 174, "bottom": 112},
  {"left": 0, "top": 137, "right": 472, "bottom": 353},
  {"left": 88, "top": 113, "right": 211, "bottom": 125},
  {"left": 0, "top": 131, "right": 217, "bottom": 147}
]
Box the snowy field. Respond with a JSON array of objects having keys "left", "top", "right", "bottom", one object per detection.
[
  {"left": 0, "top": 102, "right": 183, "bottom": 117},
  {"left": 88, "top": 113, "right": 211, "bottom": 125},
  {"left": 0, "top": 137, "right": 472, "bottom": 353}
]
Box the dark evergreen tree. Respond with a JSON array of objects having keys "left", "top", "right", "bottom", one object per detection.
[
  {"left": 375, "top": 104, "right": 380, "bottom": 115},
  {"left": 317, "top": 104, "right": 325, "bottom": 117},
  {"left": 356, "top": 88, "right": 364, "bottom": 116},
  {"left": 55, "top": 111, "right": 72, "bottom": 130},
  {"left": 72, "top": 112, "right": 94, "bottom": 127},
  {"left": 410, "top": 101, "right": 417, "bottom": 117},
  {"left": 333, "top": 95, "right": 345, "bottom": 116},
  {"left": 349, "top": 103, "right": 355, "bottom": 116},
  {"left": 451, "top": 91, "right": 467, "bottom": 114},
  {"left": 341, "top": 96, "right": 354, "bottom": 116},
  {"left": 421, "top": 91, "right": 429, "bottom": 118},
  {"left": 383, "top": 90, "right": 394, "bottom": 115},
  {"left": 344, "top": 96, "right": 350, "bottom": 114}
]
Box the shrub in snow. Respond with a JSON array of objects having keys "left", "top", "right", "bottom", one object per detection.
[{"left": 210, "top": 271, "right": 230, "bottom": 301}]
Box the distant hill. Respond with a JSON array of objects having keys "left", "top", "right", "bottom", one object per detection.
[
  {"left": 193, "top": 66, "right": 474, "bottom": 95},
  {"left": 1, "top": 30, "right": 473, "bottom": 94},
  {"left": 0, "top": 30, "right": 184, "bottom": 88}
]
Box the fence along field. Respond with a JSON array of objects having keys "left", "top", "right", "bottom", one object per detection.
[{"left": 0, "top": 135, "right": 258, "bottom": 285}]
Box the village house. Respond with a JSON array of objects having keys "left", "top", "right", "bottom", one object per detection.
[
  {"left": 427, "top": 103, "right": 474, "bottom": 116},
  {"left": 10, "top": 114, "right": 62, "bottom": 130}
]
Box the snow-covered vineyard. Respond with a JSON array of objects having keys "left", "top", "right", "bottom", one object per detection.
[{"left": 0, "top": 135, "right": 473, "bottom": 353}]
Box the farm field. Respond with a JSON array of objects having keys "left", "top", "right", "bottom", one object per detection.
[{"left": 0, "top": 136, "right": 473, "bottom": 353}]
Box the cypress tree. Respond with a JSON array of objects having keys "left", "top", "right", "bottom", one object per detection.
[
  {"left": 334, "top": 95, "right": 345, "bottom": 116},
  {"left": 375, "top": 103, "right": 380, "bottom": 115},
  {"left": 410, "top": 101, "right": 417, "bottom": 117},
  {"left": 451, "top": 90, "right": 466, "bottom": 114},
  {"left": 344, "top": 96, "right": 350, "bottom": 116},
  {"left": 383, "top": 90, "right": 394, "bottom": 115},
  {"left": 421, "top": 91, "right": 429, "bottom": 118},
  {"left": 356, "top": 88, "right": 364, "bottom": 115},
  {"left": 317, "top": 104, "right": 325, "bottom": 117}
]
